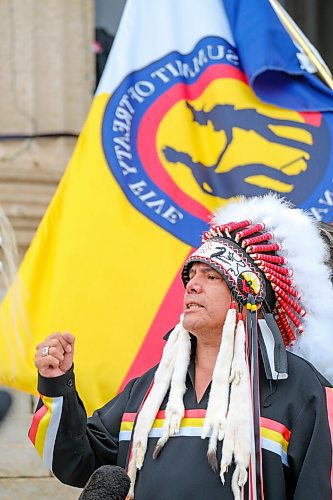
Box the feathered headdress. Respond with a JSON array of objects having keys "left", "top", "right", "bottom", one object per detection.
[{"left": 210, "top": 193, "right": 333, "bottom": 382}]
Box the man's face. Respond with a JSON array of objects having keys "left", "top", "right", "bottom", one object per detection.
[{"left": 183, "top": 262, "right": 232, "bottom": 338}]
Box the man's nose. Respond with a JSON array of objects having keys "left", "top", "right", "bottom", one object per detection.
[{"left": 186, "top": 276, "right": 202, "bottom": 293}]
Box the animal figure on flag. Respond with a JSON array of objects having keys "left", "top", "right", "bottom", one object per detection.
[
  {"left": 163, "top": 101, "right": 319, "bottom": 198},
  {"left": 163, "top": 146, "right": 306, "bottom": 197},
  {"left": 186, "top": 102, "right": 317, "bottom": 163}
]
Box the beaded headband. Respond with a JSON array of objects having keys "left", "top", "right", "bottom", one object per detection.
[{"left": 182, "top": 235, "right": 268, "bottom": 305}]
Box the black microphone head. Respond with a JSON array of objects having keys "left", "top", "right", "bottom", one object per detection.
[
  {"left": 78, "top": 465, "right": 131, "bottom": 500},
  {"left": 0, "top": 390, "right": 12, "bottom": 422}
]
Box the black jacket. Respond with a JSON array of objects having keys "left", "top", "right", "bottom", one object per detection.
[{"left": 29, "top": 351, "right": 333, "bottom": 499}]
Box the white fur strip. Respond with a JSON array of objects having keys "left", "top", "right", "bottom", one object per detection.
[
  {"left": 231, "top": 464, "right": 248, "bottom": 500},
  {"left": 127, "top": 321, "right": 181, "bottom": 492},
  {"left": 202, "top": 307, "right": 236, "bottom": 459},
  {"left": 126, "top": 457, "right": 137, "bottom": 499},
  {"left": 220, "top": 318, "right": 251, "bottom": 499},
  {"left": 155, "top": 322, "right": 191, "bottom": 453}
]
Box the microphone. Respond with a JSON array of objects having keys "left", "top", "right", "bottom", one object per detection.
[
  {"left": 78, "top": 465, "right": 131, "bottom": 500},
  {"left": 0, "top": 390, "right": 12, "bottom": 422}
]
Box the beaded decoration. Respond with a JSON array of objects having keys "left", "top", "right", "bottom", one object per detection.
[
  {"left": 182, "top": 236, "right": 267, "bottom": 305},
  {"left": 200, "top": 220, "right": 304, "bottom": 346}
]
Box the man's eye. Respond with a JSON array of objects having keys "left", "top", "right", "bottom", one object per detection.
[{"left": 208, "top": 275, "right": 219, "bottom": 280}]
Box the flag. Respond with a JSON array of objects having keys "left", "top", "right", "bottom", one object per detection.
[{"left": 1, "top": 0, "right": 333, "bottom": 415}]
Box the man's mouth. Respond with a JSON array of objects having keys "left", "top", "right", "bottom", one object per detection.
[{"left": 186, "top": 303, "right": 204, "bottom": 310}]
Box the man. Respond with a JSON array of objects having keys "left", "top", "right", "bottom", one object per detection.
[{"left": 30, "top": 194, "right": 333, "bottom": 499}]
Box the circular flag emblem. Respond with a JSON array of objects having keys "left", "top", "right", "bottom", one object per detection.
[{"left": 102, "top": 36, "right": 332, "bottom": 248}]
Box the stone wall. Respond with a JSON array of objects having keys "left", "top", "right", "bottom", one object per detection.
[
  {"left": 0, "top": 0, "right": 95, "bottom": 257},
  {"left": 0, "top": 1, "right": 94, "bottom": 497}
]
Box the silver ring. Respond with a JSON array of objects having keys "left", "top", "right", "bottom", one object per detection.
[{"left": 41, "top": 346, "right": 50, "bottom": 357}]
